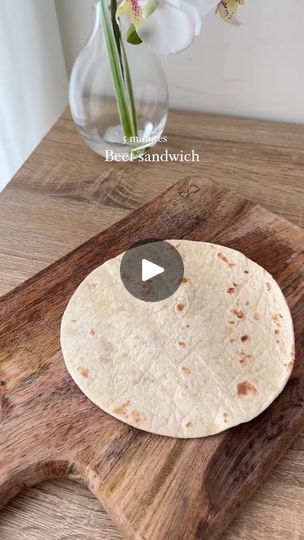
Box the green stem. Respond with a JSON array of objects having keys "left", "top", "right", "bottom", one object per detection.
[
  {"left": 113, "top": 0, "right": 138, "bottom": 137},
  {"left": 121, "top": 42, "right": 138, "bottom": 135},
  {"left": 110, "top": 0, "right": 122, "bottom": 69},
  {"left": 100, "top": 0, "right": 138, "bottom": 142},
  {"left": 100, "top": 0, "right": 132, "bottom": 138}
]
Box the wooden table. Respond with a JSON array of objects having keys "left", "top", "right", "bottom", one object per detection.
[{"left": 1, "top": 110, "right": 304, "bottom": 540}]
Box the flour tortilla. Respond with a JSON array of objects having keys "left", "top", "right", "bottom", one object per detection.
[{"left": 60, "top": 240, "right": 295, "bottom": 438}]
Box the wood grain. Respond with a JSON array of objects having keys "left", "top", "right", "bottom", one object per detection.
[
  {"left": 1, "top": 110, "right": 304, "bottom": 540},
  {"left": 1, "top": 174, "right": 304, "bottom": 540}
]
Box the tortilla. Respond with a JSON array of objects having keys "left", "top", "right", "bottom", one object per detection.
[{"left": 60, "top": 240, "right": 295, "bottom": 438}]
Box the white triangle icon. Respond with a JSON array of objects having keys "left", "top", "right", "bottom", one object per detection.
[{"left": 142, "top": 259, "right": 164, "bottom": 282}]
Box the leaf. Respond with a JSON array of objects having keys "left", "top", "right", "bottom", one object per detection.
[
  {"left": 127, "top": 23, "right": 143, "bottom": 45},
  {"left": 100, "top": 0, "right": 135, "bottom": 138},
  {"left": 121, "top": 42, "right": 138, "bottom": 135}
]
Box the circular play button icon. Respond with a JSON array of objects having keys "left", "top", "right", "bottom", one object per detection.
[{"left": 120, "top": 239, "right": 184, "bottom": 302}]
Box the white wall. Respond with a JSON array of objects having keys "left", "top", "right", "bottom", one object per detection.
[
  {"left": 56, "top": 0, "right": 304, "bottom": 124},
  {"left": 55, "top": 0, "right": 95, "bottom": 75},
  {"left": 0, "top": 0, "right": 68, "bottom": 191}
]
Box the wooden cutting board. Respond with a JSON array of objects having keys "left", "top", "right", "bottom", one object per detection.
[{"left": 1, "top": 176, "right": 304, "bottom": 540}]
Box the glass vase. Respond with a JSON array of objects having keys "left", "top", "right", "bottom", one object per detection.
[{"left": 69, "top": 0, "right": 169, "bottom": 160}]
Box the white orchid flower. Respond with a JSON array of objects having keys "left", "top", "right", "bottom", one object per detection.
[
  {"left": 217, "top": 0, "right": 245, "bottom": 26},
  {"left": 117, "top": 0, "right": 221, "bottom": 55}
]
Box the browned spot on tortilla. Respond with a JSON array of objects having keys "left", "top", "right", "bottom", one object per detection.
[
  {"left": 143, "top": 282, "right": 153, "bottom": 290},
  {"left": 223, "top": 412, "right": 229, "bottom": 423},
  {"left": 245, "top": 301, "right": 250, "bottom": 306},
  {"left": 181, "top": 277, "right": 188, "bottom": 284},
  {"left": 113, "top": 401, "right": 130, "bottom": 416},
  {"left": 142, "top": 282, "right": 155, "bottom": 299},
  {"left": 132, "top": 410, "right": 146, "bottom": 423},
  {"left": 274, "top": 329, "right": 280, "bottom": 336},
  {"left": 229, "top": 338, "right": 236, "bottom": 343},
  {"left": 177, "top": 303, "right": 185, "bottom": 312},
  {"left": 253, "top": 313, "right": 261, "bottom": 321},
  {"left": 90, "top": 328, "right": 96, "bottom": 336},
  {"left": 179, "top": 341, "right": 187, "bottom": 348},
  {"left": 239, "top": 352, "right": 252, "bottom": 365},
  {"left": 217, "top": 252, "right": 236, "bottom": 268},
  {"left": 276, "top": 340, "right": 280, "bottom": 344},
  {"left": 227, "top": 287, "right": 236, "bottom": 294},
  {"left": 241, "top": 334, "right": 249, "bottom": 342},
  {"left": 71, "top": 319, "right": 77, "bottom": 323},
  {"left": 244, "top": 270, "right": 249, "bottom": 274},
  {"left": 228, "top": 321, "right": 235, "bottom": 325},
  {"left": 227, "top": 282, "right": 239, "bottom": 294},
  {"left": 87, "top": 283, "right": 97, "bottom": 290},
  {"left": 237, "top": 382, "right": 258, "bottom": 397},
  {"left": 272, "top": 314, "right": 282, "bottom": 327},
  {"left": 233, "top": 309, "right": 244, "bottom": 319},
  {"left": 182, "top": 366, "right": 191, "bottom": 374},
  {"left": 284, "top": 361, "right": 294, "bottom": 371},
  {"left": 218, "top": 252, "right": 229, "bottom": 264},
  {"left": 266, "top": 282, "right": 271, "bottom": 291},
  {"left": 186, "top": 324, "right": 190, "bottom": 328},
  {"left": 186, "top": 421, "right": 192, "bottom": 428},
  {"left": 77, "top": 367, "right": 90, "bottom": 378}
]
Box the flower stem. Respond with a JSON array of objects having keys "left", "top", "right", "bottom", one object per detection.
[
  {"left": 100, "top": 0, "right": 138, "bottom": 142},
  {"left": 110, "top": 0, "right": 122, "bottom": 68},
  {"left": 121, "top": 41, "right": 138, "bottom": 135}
]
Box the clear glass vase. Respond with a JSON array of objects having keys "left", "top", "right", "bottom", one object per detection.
[{"left": 69, "top": 0, "right": 169, "bottom": 160}]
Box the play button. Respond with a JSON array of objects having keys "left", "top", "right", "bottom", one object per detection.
[
  {"left": 142, "top": 259, "right": 164, "bottom": 281},
  {"left": 120, "top": 239, "right": 184, "bottom": 302}
]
